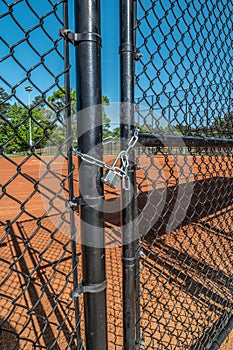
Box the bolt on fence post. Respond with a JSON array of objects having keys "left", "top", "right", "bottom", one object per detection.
[
  {"left": 120, "top": 0, "right": 138, "bottom": 349},
  {"left": 74, "top": 1, "right": 108, "bottom": 350},
  {"left": 62, "top": 1, "right": 83, "bottom": 348}
]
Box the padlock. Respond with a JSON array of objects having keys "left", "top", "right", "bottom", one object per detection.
[{"left": 101, "top": 169, "right": 121, "bottom": 189}]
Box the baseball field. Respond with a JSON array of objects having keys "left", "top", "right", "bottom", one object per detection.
[{"left": 0, "top": 152, "right": 233, "bottom": 349}]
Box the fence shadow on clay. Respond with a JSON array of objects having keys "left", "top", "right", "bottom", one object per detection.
[
  {"left": 136, "top": 177, "right": 233, "bottom": 349},
  {"left": 1, "top": 217, "right": 123, "bottom": 350},
  {"left": 0, "top": 219, "right": 79, "bottom": 349},
  {"left": 0, "top": 317, "right": 18, "bottom": 350},
  {"left": 104, "top": 177, "right": 233, "bottom": 231},
  {"left": 1, "top": 176, "right": 232, "bottom": 349}
]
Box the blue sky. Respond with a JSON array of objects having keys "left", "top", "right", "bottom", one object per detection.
[
  {"left": 69, "top": 0, "right": 120, "bottom": 102},
  {"left": 101, "top": 0, "right": 120, "bottom": 102},
  {"left": 1, "top": 0, "right": 232, "bottom": 127},
  {"left": 0, "top": 0, "right": 120, "bottom": 105}
]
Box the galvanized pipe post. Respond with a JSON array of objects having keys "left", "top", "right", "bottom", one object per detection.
[
  {"left": 74, "top": 1, "right": 108, "bottom": 349},
  {"left": 120, "top": 0, "right": 138, "bottom": 349}
]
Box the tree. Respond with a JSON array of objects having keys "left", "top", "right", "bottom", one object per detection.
[
  {"left": 48, "top": 89, "right": 112, "bottom": 139},
  {"left": 46, "top": 88, "right": 76, "bottom": 144},
  {"left": 111, "top": 126, "right": 120, "bottom": 137},
  {"left": 0, "top": 102, "right": 56, "bottom": 152},
  {"left": 0, "top": 86, "right": 112, "bottom": 152},
  {"left": 32, "top": 95, "right": 47, "bottom": 110},
  {"left": 0, "top": 87, "right": 10, "bottom": 115},
  {"left": 102, "top": 95, "right": 112, "bottom": 138},
  {"left": 0, "top": 103, "right": 30, "bottom": 152},
  {"left": 48, "top": 88, "right": 76, "bottom": 117},
  {"left": 212, "top": 111, "right": 233, "bottom": 138}
]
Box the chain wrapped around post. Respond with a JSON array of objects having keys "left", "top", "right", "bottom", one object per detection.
[{"left": 73, "top": 128, "right": 139, "bottom": 190}]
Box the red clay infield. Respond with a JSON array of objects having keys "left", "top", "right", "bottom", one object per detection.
[{"left": 0, "top": 152, "right": 233, "bottom": 349}]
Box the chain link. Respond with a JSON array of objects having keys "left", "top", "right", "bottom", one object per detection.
[
  {"left": 73, "top": 128, "right": 139, "bottom": 189},
  {"left": 125, "top": 128, "right": 139, "bottom": 152},
  {"left": 135, "top": 0, "right": 233, "bottom": 348}
]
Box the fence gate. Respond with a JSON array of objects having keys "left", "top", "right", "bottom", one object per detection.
[
  {"left": 1, "top": 1, "right": 233, "bottom": 350},
  {"left": 133, "top": 0, "right": 233, "bottom": 349},
  {"left": 0, "top": 1, "right": 83, "bottom": 349}
]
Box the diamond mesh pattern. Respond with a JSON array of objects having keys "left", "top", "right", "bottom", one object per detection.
[
  {"left": 0, "top": 1, "right": 83, "bottom": 349},
  {"left": 135, "top": 0, "right": 233, "bottom": 349},
  {"left": 1, "top": 0, "right": 233, "bottom": 349}
]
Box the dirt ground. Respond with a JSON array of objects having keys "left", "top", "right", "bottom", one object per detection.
[
  {"left": 0, "top": 152, "right": 233, "bottom": 349},
  {"left": 219, "top": 332, "right": 233, "bottom": 350}
]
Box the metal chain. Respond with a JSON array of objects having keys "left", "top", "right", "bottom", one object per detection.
[
  {"left": 125, "top": 128, "right": 139, "bottom": 152},
  {"left": 120, "top": 129, "right": 139, "bottom": 189},
  {"left": 73, "top": 147, "right": 116, "bottom": 170},
  {"left": 73, "top": 128, "right": 139, "bottom": 189}
]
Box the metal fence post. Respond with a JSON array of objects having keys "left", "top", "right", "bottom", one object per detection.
[
  {"left": 74, "top": 1, "right": 108, "bottom": 349},
  {"left": 62, "top": 1, "right": 83, "bottom": 348},
  {"left": 120, "top": 0, "right": 138, "bottom": 349}
]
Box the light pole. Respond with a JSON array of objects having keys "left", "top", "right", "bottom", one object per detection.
[{"left": 25, "top": 85, "right": 33, "bottom": 147}]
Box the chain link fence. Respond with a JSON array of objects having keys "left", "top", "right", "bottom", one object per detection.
[
  {"left": 135, "top": 0, "right": 233, "bottom": 349},
  {"left": 0, "top": 1, "right": 83, "bottom": 348},
  {"left": 1, "top": 0, "right": 233, "bottom": 349}
]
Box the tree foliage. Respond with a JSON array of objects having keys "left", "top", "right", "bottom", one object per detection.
[
  {"left": 0, "top": 87, "right": 10, "bottom": 115},
  {"left": 48, "top": 88, "right": 76, "bottom": 117},
  {"left": 0, "top": 87, "right": 113, "bottom": 153},
  {"left": 102, "top": 95, "right": 112, "bottom": 138},
  {"left": 0, "top": 102, "right": 56, "bottom": 152},
  {"left": 212, "top": 111, "right": 233, "bottom": 137}
]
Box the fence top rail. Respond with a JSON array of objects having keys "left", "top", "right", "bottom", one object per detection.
[{"left": 138, "top": 133, "right": 233, "bottom": 148}]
